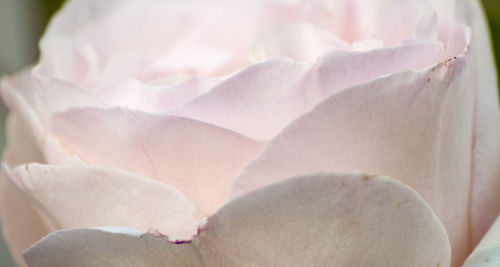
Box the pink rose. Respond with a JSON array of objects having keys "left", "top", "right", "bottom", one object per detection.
[{"left": 1, "top": 0, "right": 500, "bottom": 266}]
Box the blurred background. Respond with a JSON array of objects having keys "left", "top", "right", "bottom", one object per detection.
[{"left": 0, "top": 0, "right": 499, "bottom": 265}]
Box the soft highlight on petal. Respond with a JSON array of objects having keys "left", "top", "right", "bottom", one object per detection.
[
  {"left": 250, "top": 23, "right": 348, "bottom": 63},
  {"left": 52, "top": 107, "right": 264, "bottom": 215},
  {"left": 93, "top": 77, "right": 219, "bottom": 113},
  {"left": 37, "top": 0, "right": 303, "bottom": 87}
]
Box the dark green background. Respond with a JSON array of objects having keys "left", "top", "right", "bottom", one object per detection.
[
  {"left": 484, "top": 0, "right": 500, "bottom": 74},
  {"left": 0, "top": 0, "right": 500, "bottom": 266}
]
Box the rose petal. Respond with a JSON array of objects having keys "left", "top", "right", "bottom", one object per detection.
[
  {"left": 0, "top": 174, "right": 49, "bottom": 267},
  {"left": 250, "top": 23, "right": 349, "bottom": 63},
  {"left": 170, "top": 42, "right": 445, "bottom": 140},
  {"left": 38, "top": 0, "right": 301, "bottom": 87},
  {"left": 24, "top": 173, "right": 451, "bottom": 267},
  {"left": 413, "top": 11, "right": 439, "bottom": 42},
  {"left": 8, "top": 163, "right": 200, "bottom": 241},
  {"left": 463, "top": 214, "right": 500, "bottom": 266},
  {"left": 446, "top": 23, "right": 469, "bottom": 60},
  {"left": 1, "top": 69, "right": 44, "bottom": 141},
  {"left": 2, "top": 115, "right": 44, "bottom": 167},
  {"left": 456, "top": 0, "right": 500, "bottom": 246},
  {"left": 51, "top": 107, "right": 264, "bottom": 216},
  {"left": 351, "top": 39, "right": 385, "bottom": 51},
  {"left": 24, "top": 227, "right": 203, "bottom": 267},
  {"left": 324, "top": 0, "right": 441, "bottom": 44},
  {"left": 323, "top": 0, "right": 378, "bottom": 42},
  {"left": 31, "top": 74, "right": 105, "bottom": 126},
  {"left": 1, "top": 66, "right": 103, "bottom": 130},
  {"left": 423, "top": 0, "right": 455, "bottom": 39},
  {"left": 374, "top": 0, "right": 436, "bottom": 46},
  {"left": 1, "top": 69, "right": 98, "bottom": 163},
  {"left": 0, "top": 103, "right": 53, "bottom": 267},
  {"left": 232, "top": 53, "right": 473, "bottom": 265},
  {"left": 93, "top": 77, "right": 219, "bottom": 113}
]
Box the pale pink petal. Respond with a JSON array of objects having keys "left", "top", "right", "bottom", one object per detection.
[
  {"left": 93, "top": 77, "right": 219, "bottom": 113},
  {"left": 1, "top": 69, "right": 99, "bottom": 163},
  {"left": 463, "top": 214, "right": 500, "bottom": 266},
  {"left": 8, "top": 163, "right": 200, "bottom": 241},
  {"left": 2, "top": 115, "right": 44, "bottom": 167},
  {"left": 456, "top": 0, "right": 500, "bottom": 246},
  {"left": 38, "top": 0, "right": 302, "bottom": 87},
  {"left": 232, "top": 53, "right": 473, "bottom": 265},
  {"left": 373, "top": 0, "right": 436, "bottom": 46},
  {"left": 250, "top": 23, "right": 349, "bottom": 63},
  {"left": 1, "top": 69, "right": 44, "bottom": 141},
  {"left": 0, "top": 101, "right": 54, "bottom": 267},
  {"left": 170, "top": 42, "right": 445, "bottom": 140},
  {"left": 446, "top": 23, "right": 469, "bottom": 59},
  {"left": 1, "top": 66, "right": 104, "bottom": 132},
  {"left": 51, "top": 107, "right": 264, "bottom": 216},
  {"left": 323, "top": 0, "right": 376, "bottom": 42},
  {"left": 0, "top": 172, "right": 49, "bottom": 267},
  {"left": 413, "top": 11, "right": 439, "bottom": 42},
  {"left": 423, "top": 0, "right": 455, "bottom": 40},
  {"left": 24, "top": 173, "right": 451, "bottom": 267},
  {"left": 30, "top": 73, "right": 105, "bottom": 126},
  {"left": 351, "top": 39, "right": 385, "bottom": 51}
]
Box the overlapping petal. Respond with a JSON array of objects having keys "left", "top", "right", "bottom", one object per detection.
[
  {"left": 93, "top": 77, "right": 220, "bottom": 113},
  {"left": 232, "top": 51, "right": 473, "bottom": 265},
  {"left": 455, "top": 0, "right": 500, "bottom": 246},
  {"left": 23, "top": 173, "right": 451, "bottom": 267},
  {"left": 0, "top": 0, "right": 498, "bottom": 266},
  {"left": 7, "top": 163, "right": 201, "bottom": 241},
  {"left": 37, "top": 0, "right": 303, "bottom": 88},
  {"left": 0, "top": 69, "right": 99, "bottom": 163},
  {"left": 169, "top": 41, "right": 446, "bottom": 140},
  {"left": 0, "top": 171, "right": 49, "bottom": 267},
  {"left": 250, "top": 23, "right": 349, "bottom": 63},
  {"left": 51, "top": 107, "right": 264, "bottom": 215},
  {"left": 463, "top": 214, "right": 500, "bottom": 266}
]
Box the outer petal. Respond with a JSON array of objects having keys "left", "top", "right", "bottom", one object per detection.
[
  {"left": 169, "top": 42, "right": 446, "bottom": 140},
  {"left": 463, "top": 214, "right": 500, "bottom": 266},
  {"left": 1, "top": 68, "right": 104, "bottom": 129},
  {"left": 2, "top": 114, "right": 44, "bottom": 168},
  {"left": 23, "top": 173, "right": 451, "bottom": 267},
  {"left": 232, "top": 52, "right": 474, "bottom": 265},
  {"left": 1, "top": 172, "right": 49, "bottom": 267},
  {"left": 0, "top": 106, "right": 49, "bottom": 267},
  {"left": 1, "top": 69, "right": 44, "bottom": 142},
  {"left": 0, "top": 69, "right": 98, "bottom": 164},
  {"left": 8, "top": 163, "right": 200, "bottom": 241},
  {"left": 51, "top": 107, "right": 264, "bottom": 216},
  {"left": 24, "top": 227, "right": 203, "bottom": 267},
  {"left": 456, "top": 0, "right": 500, "bottom": 246}
]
